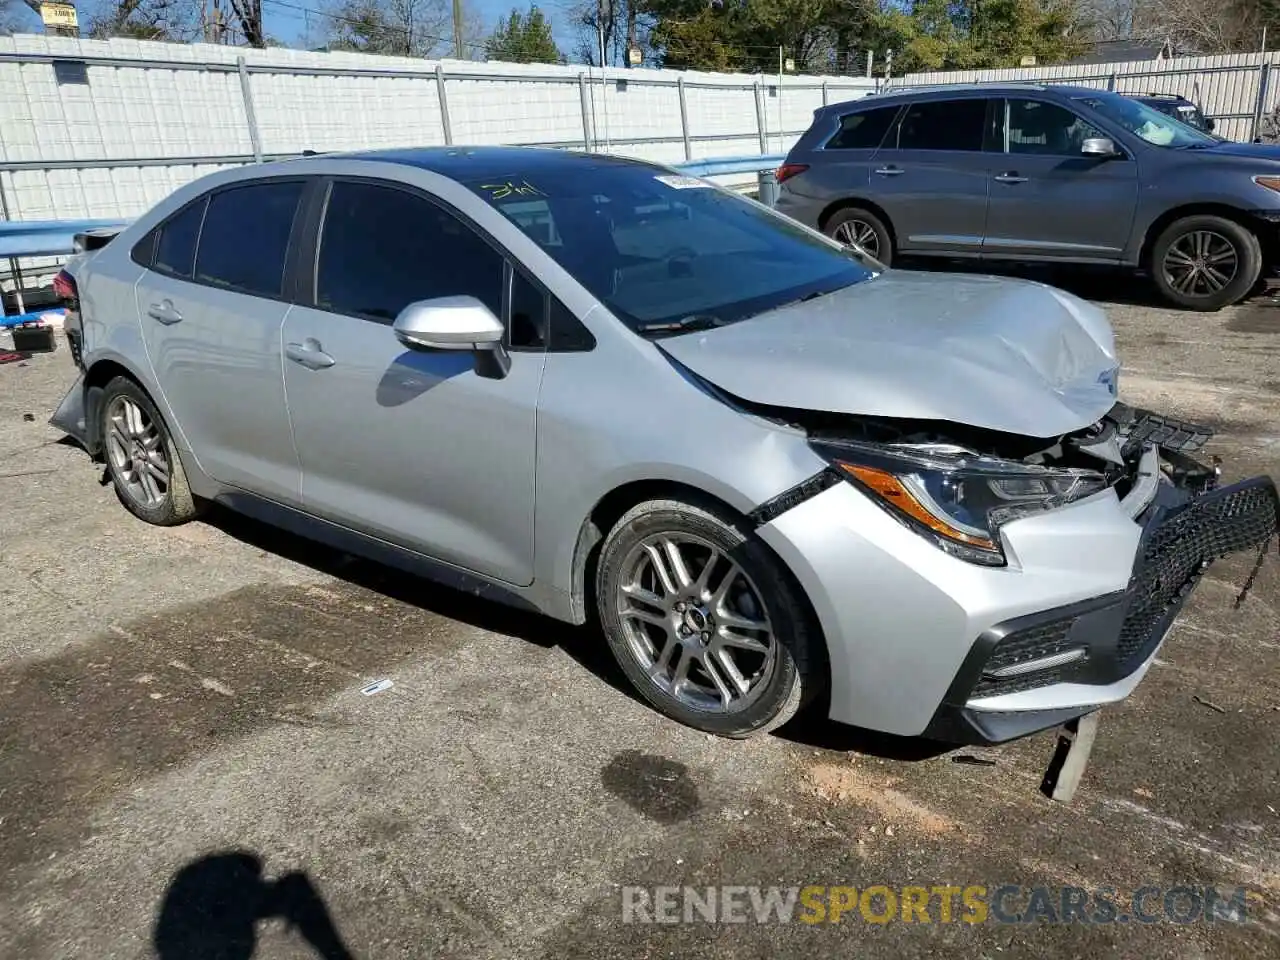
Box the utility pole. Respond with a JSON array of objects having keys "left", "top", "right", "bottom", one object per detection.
[{"left": 452, "top": 0, "right": 464, "bottom": 58}]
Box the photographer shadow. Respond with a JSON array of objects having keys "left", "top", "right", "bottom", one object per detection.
[{"left": 153, "top": 851, "right": 355, "bottom": 960}]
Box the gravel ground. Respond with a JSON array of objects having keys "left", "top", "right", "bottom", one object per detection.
[{"left": 1, "top": 272, "right": 1277, "bottom": 959}]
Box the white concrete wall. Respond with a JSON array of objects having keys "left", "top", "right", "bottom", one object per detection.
[{"left": 0, "top": 33, "right": 877, "bottom": 225}]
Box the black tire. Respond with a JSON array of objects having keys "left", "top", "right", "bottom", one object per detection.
[
  {"left": 824, "top": 206, "right": 894, "bottom": 267},
  {"left": 99, "top": 376, "right": 203, "bottom": 526},
  {"left": 595, "top": 497, "right": 824, "bottom": 738},
  {"left": 1150, "top": 214, "right": 1261, "bottom": 311}
]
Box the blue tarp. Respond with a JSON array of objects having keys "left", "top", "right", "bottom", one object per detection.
[{"left": 0, "top": 307, "right": 65, "bottom": 328}]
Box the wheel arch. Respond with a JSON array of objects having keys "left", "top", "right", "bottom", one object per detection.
[
  {"left": 82, "top": 356, "right": 151, "bottom": 457},
  {"left": 817, "top": 197, "right": 897, "bottom": 249},
  {"left": 566, "top": 480, "right": 829, "bottom": 685},
  {"left": 1138, "top": 203, "right": 1269, "bottom": 270}
]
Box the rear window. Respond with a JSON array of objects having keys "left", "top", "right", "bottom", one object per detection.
[
  {"left": 194, "top": 181, "right": 304, "bottom": 299},
  {"left": 827, "top": 106, "right": 898, "bottom": 150}
]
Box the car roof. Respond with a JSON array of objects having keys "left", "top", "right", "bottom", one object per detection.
[
  {"left": 291, "top": 145, "right": 658, "bottom": 182},
  {"left": 830, "top": 82, "right": 1109, "bottom": 112}
]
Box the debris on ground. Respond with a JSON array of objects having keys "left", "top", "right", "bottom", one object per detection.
[{"left": 1192, "top": 695, "right": 1227, "bottom": 713}]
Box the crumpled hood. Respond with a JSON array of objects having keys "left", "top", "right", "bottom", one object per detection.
[{"left": 658, "top": 270, "right": 1120, "bottom": 439}]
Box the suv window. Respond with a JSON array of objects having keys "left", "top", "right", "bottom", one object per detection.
[
  {"left": 827, "top": 106, "right": 898, "bottom": 150},
  {"left": 195, "top": 181, "right": 303, "bottom": 298},
  {"left": 1008, "top": 99, "right": 1104, "bottom": 155},
  {"left": 152, "top": 198, "right": 207, "bottom": 278},
  {"left": 895, "top": 98, "right": 989, "bottom": 151},
  {"left": 316, "top": 180, "right": 504, "bottom": 322}
]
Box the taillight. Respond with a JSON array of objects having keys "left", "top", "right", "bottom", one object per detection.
[
  {"left": 776, "top": 163, "right": 809, "bottom": 184},
  {"left": 53, "top": 269, "right": 77, "bottom": 303}
]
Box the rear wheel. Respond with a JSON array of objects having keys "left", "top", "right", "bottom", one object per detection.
[
  {"left": 824, "top": 206, "right": 893, "bottom": 266},
  {"left": 100, "top": 376, "right": 203, "bottom": 526},
  {"left": 595, "top": 498, "right": 823, "bottom": 738},
  {"left": 1150, "top": 214, "right": 1261, "bottom": 311}
]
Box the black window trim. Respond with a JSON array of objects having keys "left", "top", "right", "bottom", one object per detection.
[
  {"left": 135, "top": 176, "right": 311, "bottom": 304},
  {"left": 1002, "top": 96, "right": 1135, "bottom": 161},
  {"left": 301, "top": 175, "right": 594, "bottom": 353},
  {"left": 883, "top": 94, "right": 1002, "bottom": 154}
]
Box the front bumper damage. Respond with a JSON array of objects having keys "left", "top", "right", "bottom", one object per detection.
[{"left": 924, "top": 472, "right": 1279, "bottom": 744}]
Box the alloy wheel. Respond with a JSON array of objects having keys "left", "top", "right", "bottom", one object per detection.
[
  {"left": 1162, "top": 230, "right": 1239, "bottom": 299},
  {"left": 105, "top": 396, "right": 170, "bottom": 508},
  {"left": 832, "top": 219, "right": 881, "bottom": 257},
  {"left": 615, "top": 533, "right": 776, "bottom": 713}
]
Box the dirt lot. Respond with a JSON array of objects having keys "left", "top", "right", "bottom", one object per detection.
[{"left": 1, "top": 275, "right": 1278, "bottom": 959}]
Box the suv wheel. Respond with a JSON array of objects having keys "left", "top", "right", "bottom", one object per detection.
[
  {"left": 1151, "top": 214, "right": 1261, "bottom": 311},
  {"left": 595, "top": 498, "right": 823, "bottom": 738},
  {"left": 100, "top": 376, "right": 203, "bottom": 526},
  {"left": 824, "top": 207, "right": 893, "bottom": 266}
]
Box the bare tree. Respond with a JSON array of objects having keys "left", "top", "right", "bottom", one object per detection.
[
  {"left": 86, "top": 0, "right": 202, "bottom": 40},
  {"left": 325, "top": 0, "right": 451, "bottom": 56}
]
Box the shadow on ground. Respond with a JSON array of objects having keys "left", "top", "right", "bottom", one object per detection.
[{"left": 154, "top": 851, "right": 355, "bottom": 960}]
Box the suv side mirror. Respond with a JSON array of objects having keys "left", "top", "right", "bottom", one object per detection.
[
  {"left": 393, "top": 296, "right": 504, "bottom": 351},
  {"left": 1205, "top": 117, "right": 1216, "bottom": 132},
  {"left": 1081, "top": 137, "right": 1119, "bottom": 158}
]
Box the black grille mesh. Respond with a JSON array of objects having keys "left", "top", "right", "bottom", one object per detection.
[
  {"left": 972, "top": 617, "right": 1077, "bottom": 697},
  {"left": 1117, "top": 482, "right": 1278, "bottom": 666}
]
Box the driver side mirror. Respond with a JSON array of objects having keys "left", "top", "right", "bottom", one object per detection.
[
  {"left": 393, "top": 296, "right": 510, "bottom": 379},
  {"left": 1081, "top": 137, "right": 1120, "bottom": 158}
]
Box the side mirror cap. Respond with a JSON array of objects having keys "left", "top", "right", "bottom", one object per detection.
[
  {"left": 1205, "top": 117, "right": 1216, "bottom": 131},
  {"left": 1081, "top": 137, "right": 1119, "bottom": 157},
  {"left": 393, "top": 296, "right": 504, "bottom": 351}
]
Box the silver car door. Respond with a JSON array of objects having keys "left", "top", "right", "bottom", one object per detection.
[
  {"left": 281, "top": 178, "right": 547, "bottom": 587},
  {"left": 134, "top": 178, "right": 305, "bottom": 504}
]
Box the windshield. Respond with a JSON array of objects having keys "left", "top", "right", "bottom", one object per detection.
[
  {"left": 466, "top": 161, "right": 875, "bottom": 334},
  {"left": 1075, "top": 93, "right": 1217, "bottom": 147}
]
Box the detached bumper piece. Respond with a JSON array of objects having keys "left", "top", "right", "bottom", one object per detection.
[{"left": 926, "top": 475, "right": 1279, "bottom": 745}]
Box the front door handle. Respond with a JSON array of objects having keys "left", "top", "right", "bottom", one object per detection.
[
  {"left": 994, "top": 172, "right": 1028, "bottom": 184},
  {"left": 873, "top": 166, "right": 905, "bottom": 177},
  {"left": 285, "top": 338, "right": 335, "bottom": 370},
  {"left": 147, "top": 300, "right": 183, "bottom": 324}
]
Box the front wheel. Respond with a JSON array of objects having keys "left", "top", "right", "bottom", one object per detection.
[
  {"left": 1150, "top": 215, "right": 1262, "bottom": 311},
  {"left": 595, "top": 498, "right": 823, "bottom": 738}
]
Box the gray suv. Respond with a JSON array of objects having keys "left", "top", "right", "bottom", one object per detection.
[{"left": 776, "top": 83, "right": 1280, "bottom": 310}]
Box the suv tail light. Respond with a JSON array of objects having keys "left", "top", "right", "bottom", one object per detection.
[
  {"left": 53, "top": 269, "right": 78, "bottom": 304},
  {"left": 776, "top": 163, "right": 809, "bottom": 184}
]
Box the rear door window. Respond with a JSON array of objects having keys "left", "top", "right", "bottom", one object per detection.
[
  {"left": 894, "top": 98, "right": 990, "bottom": 151},
  {"left": 194, "top": 180, "right": 304, "bottom": 299},
  {"left": 827, "top": 106, "right": 899, "bottom": 150}
]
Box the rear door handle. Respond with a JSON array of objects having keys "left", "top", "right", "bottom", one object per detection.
[
  {"left": 994, "top": 173, "right": 1028, "bottom": 184},
  {"left": 873, "top": 166, "right": 905, "bottom": 177},
  {"left": 285, "top": 338, "right": 335, "bottom": 370},
  {"left": 147, "top": 300, "right": 183, "bottom": 324}
]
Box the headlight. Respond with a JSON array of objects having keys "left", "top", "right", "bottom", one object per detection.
[{"left": 811, "top": 439, "right": 1109, "bottom": 566}]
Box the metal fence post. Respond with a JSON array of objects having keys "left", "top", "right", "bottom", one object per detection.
[
  {"left": 236, "top": 57, "right": 263, "bottom": 163},
  {"left": 821, "top": 80, "right": 829, "bottom": 106},
  {"left": 677, "top": 76, "right": 692, "bottom": 161},
  {"left": 1253, "top": 62, "right": 1272, "bottom": 141},
  {"left": 753, "top": 82, "right": 768, "bottom": 154},
  {"left": 577, "top": 73, "right": 594, "bottom": 151},
  {"left": 1107, "top": 72, "right": 1117, "bottom": 92},
  {"left": 435, "top": 64, "right": 453, "bottom": 146}
]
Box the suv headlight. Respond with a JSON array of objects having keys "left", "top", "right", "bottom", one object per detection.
[{"left": 811, "top": 439, "right": 1109, "bottom": 566}]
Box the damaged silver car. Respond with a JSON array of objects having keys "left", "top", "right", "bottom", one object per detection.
[{"left": 50, "top": 147, "right": 1279, "bottom": 742}]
